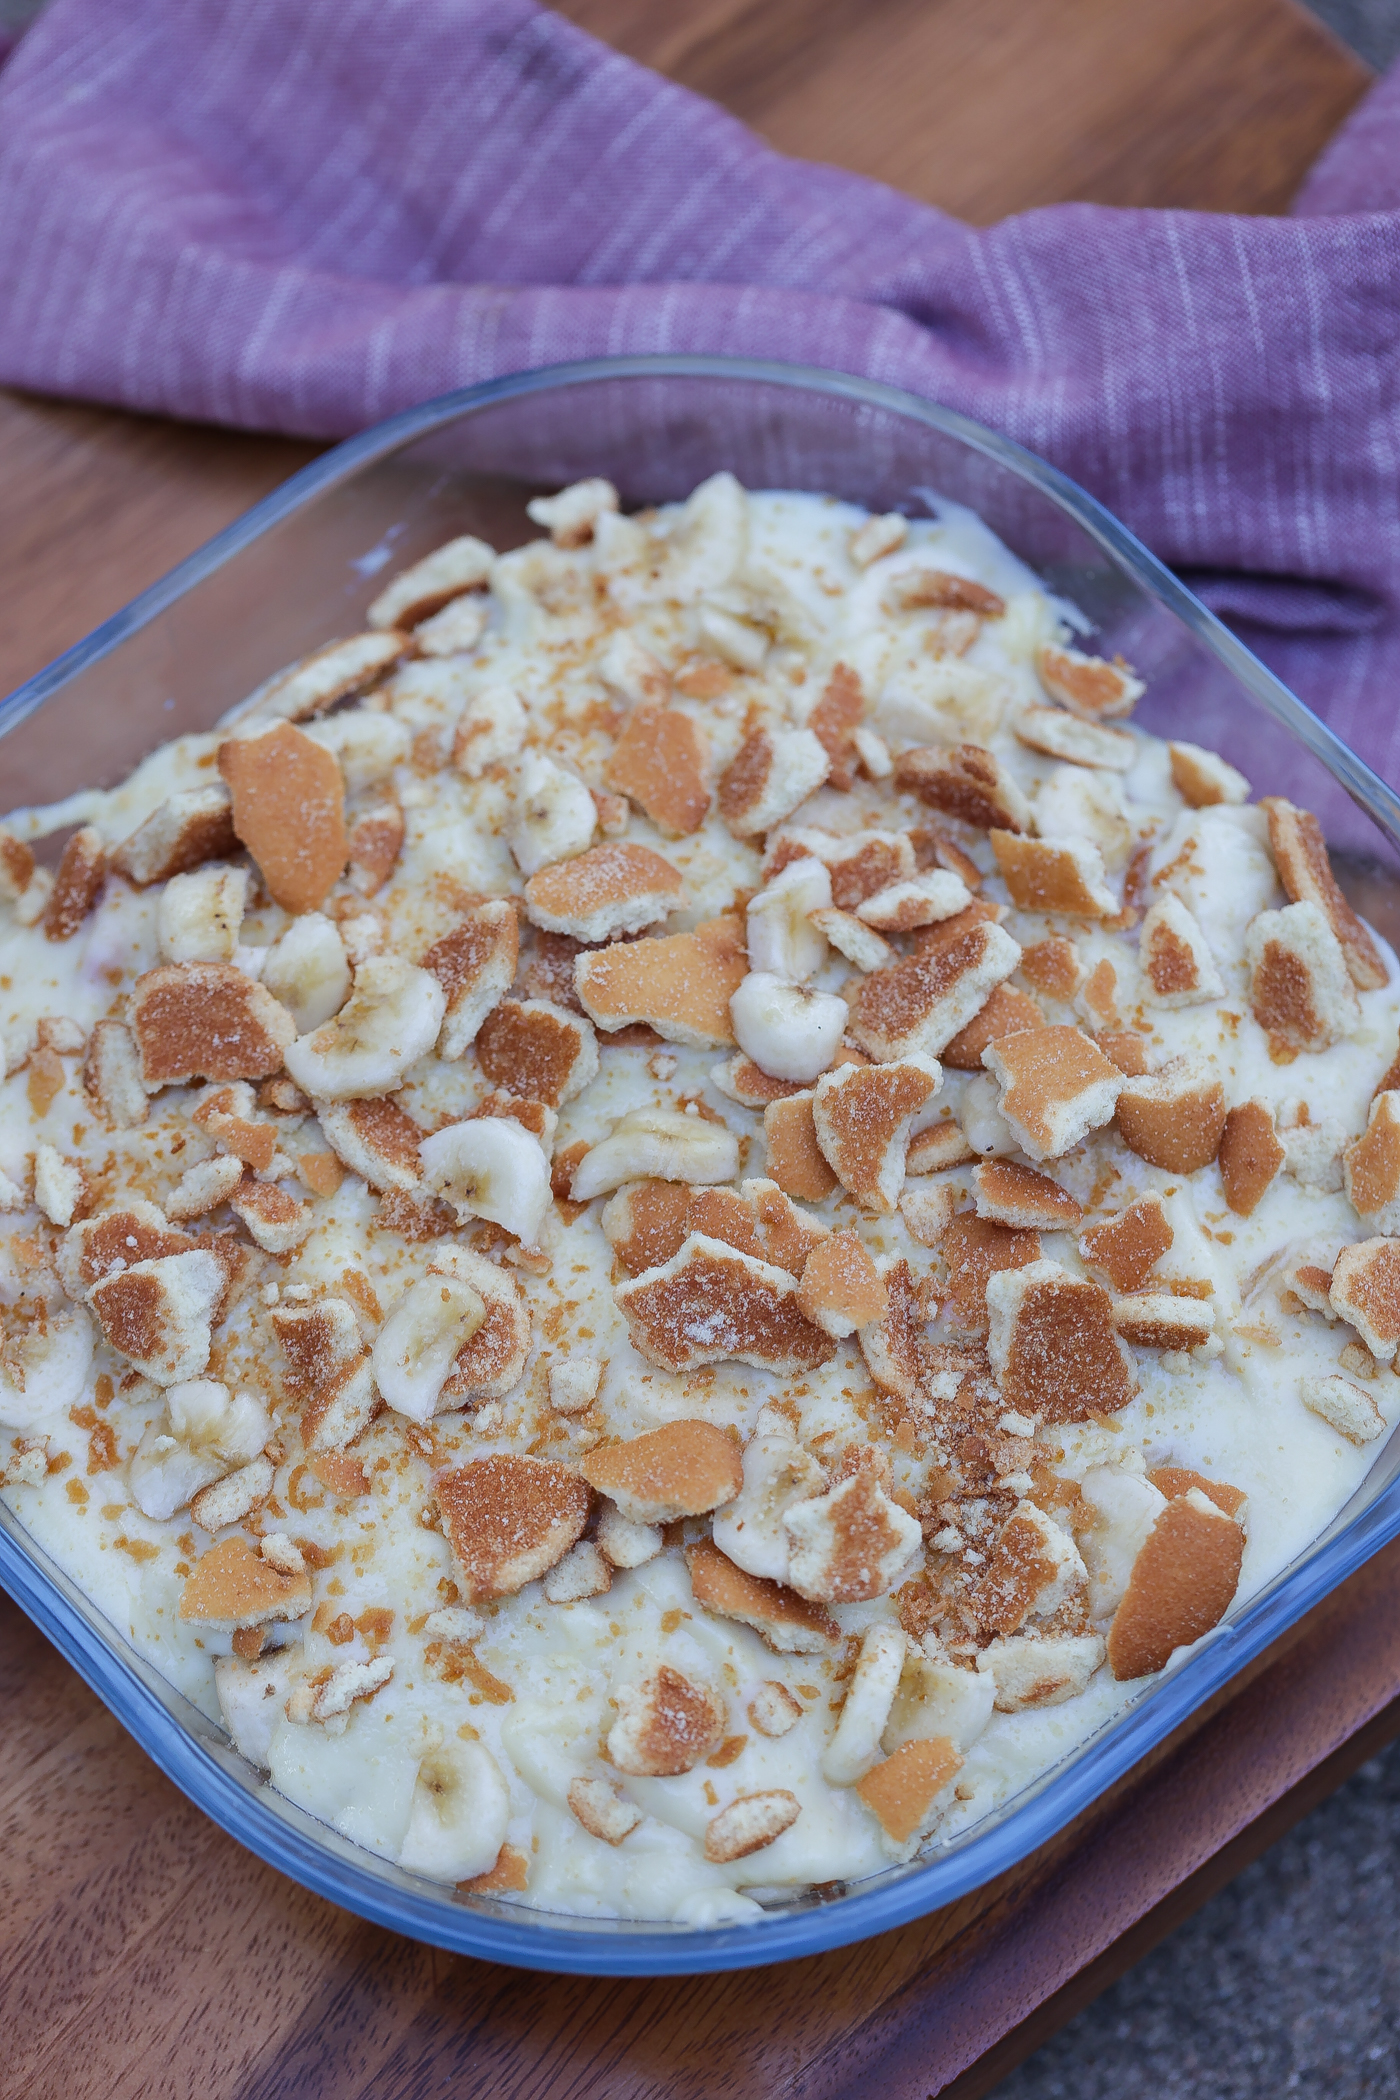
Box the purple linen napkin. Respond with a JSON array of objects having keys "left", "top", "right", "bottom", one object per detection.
[{"left": 1, "top": 0, "right": 1399, "bottom": 824}]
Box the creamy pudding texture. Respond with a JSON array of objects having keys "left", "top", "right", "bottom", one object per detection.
[{"left": 1, "top": 475, "right": 1399, "bottom": 1925}]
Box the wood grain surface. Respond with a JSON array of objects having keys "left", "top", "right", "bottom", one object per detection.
[
  {"left": 555, "top": 0, "right": 1370, "bottom": 220},
  {"left": 0, "top": 2, "right": 1386, "bottom": 2094},
  {"left": 0, "top": 394, "right": 320, "bottom": 700}
]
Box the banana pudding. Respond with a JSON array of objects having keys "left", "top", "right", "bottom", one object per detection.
[{"left": 2, "top": 472, "right": 1399, "bottom": 1925}]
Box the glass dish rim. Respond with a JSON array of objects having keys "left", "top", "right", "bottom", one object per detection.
[{"left": 3, "top": 351, "right": 1399, "bottom": 1979}]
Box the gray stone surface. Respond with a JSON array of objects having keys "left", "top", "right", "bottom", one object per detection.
[
  {"left": 994, "top": 1733, "right": 1400, "bottom": 2098},
  {"left": 1310, "top": 0, "right": 1400, "bottom": 70},
  {"left": 0, "top": 0, "right": 43, "bottom": 35}
]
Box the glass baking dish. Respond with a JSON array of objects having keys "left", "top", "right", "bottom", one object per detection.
[{"left": 4, "top": 355, "right": 1400, "bottom": 1977}]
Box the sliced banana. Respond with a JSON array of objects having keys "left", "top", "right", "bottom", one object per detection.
[
  {"left": 418, "top": 1117, "right": 553, "bottom": 1244},
  {"left": 371, "top": 1272, "right": 486, "bottom": 1424},
  {"left": 158, "top": 863, "right": 249, "bottom": 965},
  {"left": 745, "top": 859, "right": 832, "bottom": 983},
  {"left": 304, "top": 709, "right": 411, "bottom": 793},
  {"left": 0, "top": 1306, "right": 93, "bottom": 1431},
  {"left": 284, "top": 957, "right": 446, "bottom": 1100},
  {"left": 33, "top": 1145, "right": 85, "bottom": 1229},
  {"left": 729, "top": 974, "right": 848, "bottom": 1084},
  {"left": 215, "top": 1647, "right": 304, "bottom": 1768},
  {"left": 128, "top": 1430, "right": 225, "bottom": 1521},
  {"left": 959, "top": 1071, "right": 1020, "bottom": 1158},
  {"left": 171, "top": 1379, "right": 269, "bottom": 1456},
  {"left": 821, "top": 1624, "right": 907, "bottom": 1785},
  {"left": 261, "top": 912, "right": 352, "bottom": 1033},
  {"left": 667, "top": 470, "right": 748, "bottom": 598},
  {"left": 711, "top": 1408, "right": 826, "bottom": 1584},
  {"left": 128, "top": 1378, "right": 273, "bottom": 1521},
  {"left": 882, "top": 1641, "right": 996, "bottom": 1755},
  {"left": 398, "top": 1734, "right": 511, "bottom": 1884},
  {"left": 570, "top": 1107, "right": 740, "bottom": 1203},
  {"left": 527, "top": 477, "right": 619, "bottom": 546},
  {"left": 453, "top": 685, "right": 526, "bottom": 778},
  {"left": 507, "top": 752, "right": 596, "bottom": 877}
]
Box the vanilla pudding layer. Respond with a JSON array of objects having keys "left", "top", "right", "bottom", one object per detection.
[{"left": 1, "top": 477, "right": 1397, "bottom": 1926}]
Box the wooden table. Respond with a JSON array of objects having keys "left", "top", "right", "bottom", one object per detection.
[{"left": 0, "top": 2, "right": 1389, "bottom": 2093}]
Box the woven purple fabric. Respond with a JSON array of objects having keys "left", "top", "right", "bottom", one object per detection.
[{"left": 2, "top": 0, "right": 1400, "bottom": 800}]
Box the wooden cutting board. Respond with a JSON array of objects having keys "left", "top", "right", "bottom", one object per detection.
[{"left": 0, "top": 2, "right": 1385, "bottom": 2093}]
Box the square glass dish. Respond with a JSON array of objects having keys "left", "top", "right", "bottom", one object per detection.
[{"left": 4, "top": 355, "right": 1400, "bottom": 1976}]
